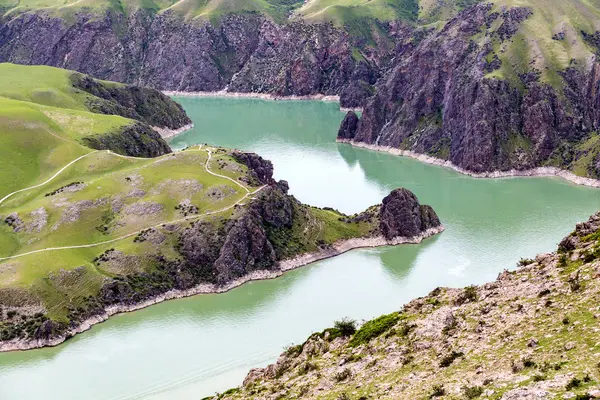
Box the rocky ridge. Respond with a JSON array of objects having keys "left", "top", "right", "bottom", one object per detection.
[{"left": 218, "top": 212, "right": 600, "bottom": 400}]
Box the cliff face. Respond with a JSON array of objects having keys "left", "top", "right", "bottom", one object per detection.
[
  {"left": 72, "top": 74, "right": 192, "bottom": 130},
  {"left": 340, "top": 4, "right": 600, "bottom": 179},
  {"left": 0, "top": 11, "right": 386, "bottom": 107},
  {"left": 81, "top": 122, "right": 172, "bottom": 158},
  {"left": 219, "top": 212, "right": 600, "bottom": 400}
]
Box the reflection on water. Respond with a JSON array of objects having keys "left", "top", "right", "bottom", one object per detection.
[{"left": 0, "top": 97, "right": 598, "bottom": 400}]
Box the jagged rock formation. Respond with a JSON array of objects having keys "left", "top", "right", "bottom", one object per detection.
[
  {"left": 379, "top": 188, "right": 441, "bottom": 239},
  {"left": 218, "top": 212, "right": 600, "bottom": 399},
  {"left": 341, "top": 3, "right": 600, "bottom": 179},
  {"left": 0, "top": 12, "right": 387, "bottom": 108}
]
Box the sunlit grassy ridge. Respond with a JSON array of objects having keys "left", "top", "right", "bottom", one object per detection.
[
  {"left": 481, "top": 0, "right": 600, "bottom": 88},
  {"left": 0, "top": 64, "right": 136, "bottom": 198}
]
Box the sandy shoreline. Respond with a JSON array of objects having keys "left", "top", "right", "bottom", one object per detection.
[
  {"left": 152, "top": 123, "right": 195, "bottom": 138},
  {"left": 338, "top": 139, "right": 600, "bottom": 188},
  {"left": 0, "top": 226, "right": 443, "bottom": 353},
  {"left": 164, "top": 90, "right": 362, "bottom": 113}
]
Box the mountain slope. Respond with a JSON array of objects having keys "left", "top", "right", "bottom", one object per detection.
[
  {"left": 339, "top": 0, "right": 600, "bottom": 180},
  {"left": 218, "top": 212, "right": 600, "bottom": 400}
]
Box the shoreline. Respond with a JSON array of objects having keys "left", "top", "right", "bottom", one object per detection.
[
  {"left": 163, "top": 90, "right": 363, "bottom": 113},
  {"left": 338, "top": 139, "right": 600, "bottom": 189},
  {"left": 0, "top": 226, "right": 444, "bottom": 353},
  {"left": 152, "top": 123, "right": 195, "bottom": 139}
]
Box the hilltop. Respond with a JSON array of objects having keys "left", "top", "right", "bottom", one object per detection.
[{"left": 217, "top": 212, "right": 600, "bottom": 400}]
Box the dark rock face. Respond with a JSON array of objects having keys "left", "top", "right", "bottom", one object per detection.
[
  {"left": 176, "top": 183, "right": 292, "bottom": 284},
  {"left": 232, "top": 151, "right": 275, "bottom": 185},
  {"left": 72, "top": 75, "right": 191, "bottom": 129},
  {"left": 82, "top": 122, "right": 172, "bottom": 157},
  {"left": 33, "top": 320, "right": 59, "bottom": 340},
  {"left": 0, "top": 11, "right": 385, "bottom": 108},
  {"left": 337, "top": 111, "right": 359, "bottom": 140},
  {"left": 349, "top": 4, "right": 600, "bottom": 176},
  {"left": 213, "top": 213, "right": 278, "bottom": 284},
  {"left": 379, "top": 188, "right": 441, "bottom": 240}
]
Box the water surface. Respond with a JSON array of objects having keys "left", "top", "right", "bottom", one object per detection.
[{"left": 0, "top": 97, "right": 598, "bottom": 399}]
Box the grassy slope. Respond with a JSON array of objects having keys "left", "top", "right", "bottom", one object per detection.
[
  {"left": 220, "top": 215, "right": 600, "bottom": 400},
  {"left": 0, "top": 64, "right": 139, "bottom": 198},
  {"left": 483, "top": 0, "right": 600, "bottom": 88}
]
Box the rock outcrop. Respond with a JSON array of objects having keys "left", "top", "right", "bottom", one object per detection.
[
  {"left": 82, "top": 122, "right": 172, "bottom": 158},
  {"left": 72, "top": 74, "right": 192, "bottom": 130},
  {"left": 379, "top": 188, "right": 441, "bottom": 239}
]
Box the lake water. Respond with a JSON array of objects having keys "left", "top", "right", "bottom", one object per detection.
[{"left": 0, "top": 97, "right": 598, "bottom": 399}]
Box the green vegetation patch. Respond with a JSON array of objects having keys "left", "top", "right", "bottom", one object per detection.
[{"left": 349, "top": 311, "right": 402, "bottom": 347}]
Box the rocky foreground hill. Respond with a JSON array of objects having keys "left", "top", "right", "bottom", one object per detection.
[{"left": 217, "top": 212, "right": 600, "bottom": 399}]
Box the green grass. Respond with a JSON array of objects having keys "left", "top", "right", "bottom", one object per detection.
[
  {"left": 0, "top": 64, "right": 144, "bottom": 198},
  {"left": 484, "top": 0, "right": 600, "bottom": 90}
]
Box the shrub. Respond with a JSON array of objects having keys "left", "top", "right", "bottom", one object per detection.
[
  {"left": 518, "top": 258, "right": 535, "bottom": 267},
  {"left": 334, "top": 368, "right": 352, "bottom": 382},
  {"left": 532, "top": 374, "right": 546, "bottom": 382},
  {"left": 463, "top": 385, "right": 484, "bottom": 398},
  {"left": 349, "top": 312, "right": 401, "bottom": 347},
  {"left": 455, "top": 285, "right": 478, "bottom": 305},
  {"left": 439, "top": 350, "right": 464, "bottom": 368},
  {"left": 566, "top": 377, "right": 582, "bottom": 390},
  {"left": 334, "top": 318, "right": 357, "bottom": 337},
  {"left": 284, "top": 344, "right": 303, "bottom": 358},
  {"left": 429, "top": 384, "right": 445, "bottom": 398}
]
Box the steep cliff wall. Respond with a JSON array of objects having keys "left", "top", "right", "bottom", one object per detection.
[
  {"left": 0, "top": 11, "right": 391, "bottom": 107},
  {"left": 340, "top": 3, "right": 600, "bottom": 179}
]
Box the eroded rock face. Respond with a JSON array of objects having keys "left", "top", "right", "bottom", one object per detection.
[
  {"left": 349, "top": 3, "right": 600, "bottom": 176},
  {"left": 72, "top": 74, "right": 192, "bottom": 130},
  {"left": 0, "top": 11, "right": 383, "bottom": 107},
  {"left": 82, "top": 122, "right": 171, "bottom": 157},
  {"left": 379, "top": 188, "right": 441, "bottom": 239},
  {"left": 337, "top": 111, "right": 359, "bottom": 140},
  {"left": 214, "top": 213, "right": 277, "bottom": 284},
  {"left": 232, "top": 151, "right": 275, "bottom": 185}
]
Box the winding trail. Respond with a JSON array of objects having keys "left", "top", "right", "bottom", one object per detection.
[
  {"left": 0, "top": 145, "right": 265, "bottom": 261},
  {"left": 0, "top": 151, "right": 98, "bottom": 206}
]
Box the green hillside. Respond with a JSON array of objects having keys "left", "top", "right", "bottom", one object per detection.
[{"left": 0, "top": 64, "right": 140, "bottom": 198}]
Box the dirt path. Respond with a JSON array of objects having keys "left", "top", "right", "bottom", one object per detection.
[
  {"left": 0, "top": 145, "right": 264, "bottom": 261},
  {"left": 0, "top": 151, "right": 99, "bottom": 207}
]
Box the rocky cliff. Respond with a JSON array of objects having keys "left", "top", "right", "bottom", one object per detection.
[
  {"left": 218, "top": 211, "right": 600, "bottom": 399},
  {"left": 0, "top": 11, "right": 390, "bottom": 108},
  {"left": 339, "top": 3, "right": 600, "bottom": 180}
]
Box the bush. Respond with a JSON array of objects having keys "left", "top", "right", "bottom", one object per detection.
[
  {"left": 566, "top": 377, "right": 582, "bottom": 390},
  {"left": 463, "top": 385, "right": 484, "bottom": 398},
  {"left": 334, "top": 368, "right": 352, "bottom": 382},
  {"left": 334, "top": 318, "right": 357, "bottom": 337},
  {"left": 456, "top": 285, "right": 478, "bottom": 305},
  {"left": 439, "top": 350, "right": 464, "bottom": 368},
  {"left": 429, "top": 384, "right": 445, "bottom": 398},
  {"left": 518, "top": 258, "right": 535, "bottom": 267},
  {"left": 532, "top": 374, "right": 546, "bottom": 382},
  {"left": 349, "top": 312, "right": 401, "bottom": 347}
]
